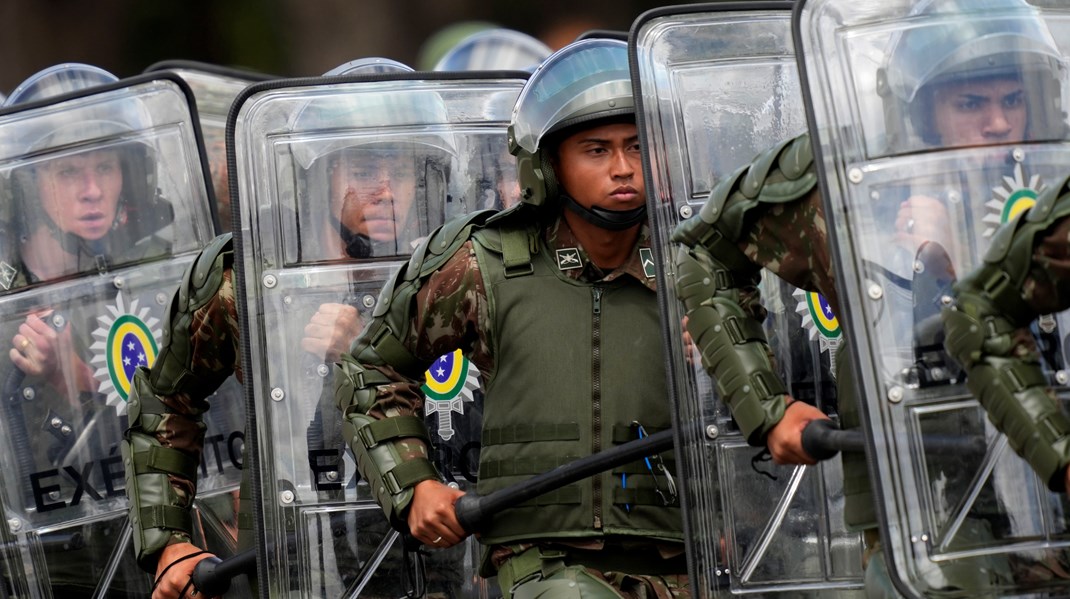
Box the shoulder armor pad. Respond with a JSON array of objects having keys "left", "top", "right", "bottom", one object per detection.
[
  {"left": 406, "top": 210, "right": 496, "bottom": 281},
  {"left": 698, "top": 133, "right": 817, "bottom": 243},
  {"left": 1027, "top": 173, "right": 1070, "bottom": 224},
  {"left": 178, "top": 233, "right": 233, "bottom": 313}
]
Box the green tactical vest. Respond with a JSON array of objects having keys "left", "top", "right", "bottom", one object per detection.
[{"left": 469, "top": 223, "right": 684, "bottom": 546}]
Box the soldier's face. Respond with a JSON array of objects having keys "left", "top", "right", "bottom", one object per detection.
[
  {"left": 553, "top": 122, "right": 645, "bottom": 215},
  {"left": 34, "top": 149, "right": 123, "bottom": 241},
  {"left": 930, "top": 77, "right": 1027, "bottom": 148},
  {"left": 330, "top": 150, "right": 417, "bottom": 243}
]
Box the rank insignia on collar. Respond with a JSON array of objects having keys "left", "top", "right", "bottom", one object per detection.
[
  {"left": 0, "top": 261, "right": 15, "bottom": 290},
  {"left": 556, "top": 248, "right": 582, "bottom": 271},
  {"left": 639, "top": 248, "right": 655, "bottom": 279}
]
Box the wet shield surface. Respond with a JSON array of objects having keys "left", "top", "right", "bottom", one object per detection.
[
  {"left": 0, "top": 75, "right": 238, "bottom": 597},
  {"left": 796, "top": 0, "right": 1070, "bottom": 596},
  {"left": 631, "top": 3, "right": 864, "bottom": 596},
  {"left": 144, "top": 61, "right": 276, "bottom": 234},
  {"left": 229, "top": 72, "right": 525, "bottom": 597}
]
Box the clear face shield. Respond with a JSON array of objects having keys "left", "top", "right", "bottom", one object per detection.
[{"left": 299, "top": 144, "right": 451, "bottom": 261}]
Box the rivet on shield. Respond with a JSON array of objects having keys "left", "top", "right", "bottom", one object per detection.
[
  {"left": 1012, "top": 147, "right": 1025, "bottom": 163},
  {"left": 112, "top": 276, "right": 125, "bottom": 289},
  {"left": 263, "top": 274, "right": 278, "bottom": 289},
  {"left": 270, "top": 387, "right": 285, "bottom": 401},
  {"left": 280, "top": 490, "right": 295, "bottom": 504},
  {"left": 946, "top": 190, "right": 961, "bottom": 204},
  {"left": 283, "top": 296, "right": 293, "bottom": 306},
  {"left": 1056, "top": 370, "right": 1069, "bottom": 386},
  {"left": 51, "top": 314, "right": 66, "bottom": 328},
  {"left": 920, "top": 533, "right": 929, "bottom": 543},
  {"left": 705, "top": 424, "right": 719, "bottom": 440},
  {"left": 50, "top": 417, "right": 62, "bottom": 429},
  {"left": 913, "top": 260, "right": 924, "bottom": 274},
  {"left": 940, "top": 295, "right": 953, "bottom": 307},
  {"left": 60, "top": 425, "right": 72, "bottom": 436},
  {"left": 48, "top": 490, "right": 60, "bottom": 501},
  {"left": 155, "top": 292, "right": 168, "bottom": 305},
  {"left": 847, "top": 168, "right": 863, "bottom": 184},
  {"left": 362, "top": 295, "right": 376, "bottom": 309},
  {"left": 316, "top": 364, "right": 330, "bottom": 377},
  {"left": 887, "top": 386, "right": 904, "bottom": 403},
  {"left": 678, "top": 205, "right": 693, "bottom": 219},
  {"left": 21, "top": 387, "right": 35, "bottom": 400},
  {"left": 7, "top": 519, "right": 20, "bottom": 532},
  {"left": 867, "top": 283, "right": 883, "bottom": 301},
  {"left": 326, "top": 471, "right": 339, "bottom": 482},
  {"left": 447, "top": 481, "right": 461, "bottom": 490}
]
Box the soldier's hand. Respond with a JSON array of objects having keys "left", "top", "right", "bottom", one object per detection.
[
  {"left": 409, "top": 479, "right": 467, "bottom": 549},
  {"left": 302, "top": 303, "right": 364, "bottom": 363},
  {"left": 767, "top": 399, "right": 829, "bottom": 465},
  {"left": 153, "top": 542, "right": 219, "bottom": 599},
  {"left": 896, "top": 195, "right": 950, "bottom": 249},
  {"left": 10, "top": 311, "right": 62, "bottom": 378}
]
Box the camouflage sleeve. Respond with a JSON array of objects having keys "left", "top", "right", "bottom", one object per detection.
[
  {"left": 123, "top": 234, "right": 238, "bottom": 570},
  {"left": 334, "top": 225, "right": 490, "bottom": 530},
  {"left": 943, "top": 177, "right": 1070, "bottom": 492}
]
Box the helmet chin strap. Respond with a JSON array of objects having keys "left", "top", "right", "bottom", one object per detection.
[{"left": 562, "top": 194, "right": 646, "bottom": 231}]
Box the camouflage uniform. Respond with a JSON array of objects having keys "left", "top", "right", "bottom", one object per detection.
[{"left": 336, "top": 212, "right": 689, "bottom": 599}]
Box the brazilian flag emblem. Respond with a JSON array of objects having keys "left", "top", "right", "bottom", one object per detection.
[{"left": 91, "top": 292, "right": 162, "bottom": 413}]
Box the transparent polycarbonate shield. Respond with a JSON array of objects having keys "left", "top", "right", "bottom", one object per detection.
[
  {"left": 632, "top": 3, "right": 864, "bottom": 596},
  {"left": 145, "top": 61, "right": 276, "bottom": 234},
  {"left": 230, "top": 73, "right": 526, "bottom": 598},
  {"left": 797, "top": 0, "right": 1070, "bottom": 596},
  {"left": 0, "top": 76, "right": 237, "bottom": 597}
]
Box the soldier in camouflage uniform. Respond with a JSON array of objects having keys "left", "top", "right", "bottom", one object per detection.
[
  {"left": 334, "top": 39, "right": 689, "bottom": 599},
  {"left": 671, "top": 1, "right": 1063, "bottom": 596}
]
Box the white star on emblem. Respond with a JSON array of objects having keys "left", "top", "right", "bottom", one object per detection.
[
  {"left": 137, "top": 352, "right": 145, "bottom": 364},
  {"left": 123, "top": 357, "right": 131, "bottom": 366},
  {"left": 436, "top": 367, "right": 446, "bottom": 377},
  {"left": 127, "top": 342, "right": 135, "bottom": 351},
  {"left": 824, "top": 305, "right": 833, "bottom": 317},
  {"left": 439, "top": 356, "right": 448, "bottom": 363}
]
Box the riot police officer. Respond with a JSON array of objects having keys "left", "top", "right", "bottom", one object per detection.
[{"left": 334, "top": 38, "right": 689, "bottom": 598}]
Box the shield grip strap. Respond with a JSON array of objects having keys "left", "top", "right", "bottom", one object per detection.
[{"left": 675, "top": 247, "right": 787, "bottom": 446}]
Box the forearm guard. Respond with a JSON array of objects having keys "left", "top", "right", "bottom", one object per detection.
[
  {"left": 123, "top": 372, "right": 204, "bottom": 571},
  {"left": 671, "top": 134, "right": 816, "bottom": 445},
  {"left": 943, "top": 176, "right": 1070, "bottom": 492},
  {"left": 123, "top": 233, "right": 232, "bottom": 571},
  {"left": 335, "top": 357, "right": 439, "bottom": 531}
]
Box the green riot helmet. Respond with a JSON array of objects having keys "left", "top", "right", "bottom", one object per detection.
[
  {"left": 433, "top": 28, "right": 551, "bottom": 73},
  {"left": 4, "top": 64, "right": 165, "bottom": 270},
  {"left": 877, "top": 0, "right": 1066, "bottom": 153},
  {"left": 508, "top": 38, "right": 642, "bottom": 230},
  {"left": 288, "top": 85, "right": 457, "bottom": 260}
]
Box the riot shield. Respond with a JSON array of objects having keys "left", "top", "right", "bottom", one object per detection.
[
  {"left": 631, "top": 3, "right": 864, "bottom": 596},
  {"left": 0, "top": 73, "right": 240, "bottom": 597},
  {"left": 796, "top": 0, "right": 1070, "bottom": 596},
  {"left": 229, "top": 71, "right": 527, "bottom": 597},
  {"left": 144, "top": 61, "right": 276, "bottom": 234}
]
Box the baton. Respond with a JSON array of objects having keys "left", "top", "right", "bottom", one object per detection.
[
  {"left": 190, "top": 428, "right": 678, "bottom": 590},
  {"left": 454, "top": 428, "right": 675, "bottom": 533},
  {"left": 801, "top": 419, "right": 987, "bottom": 461}
]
